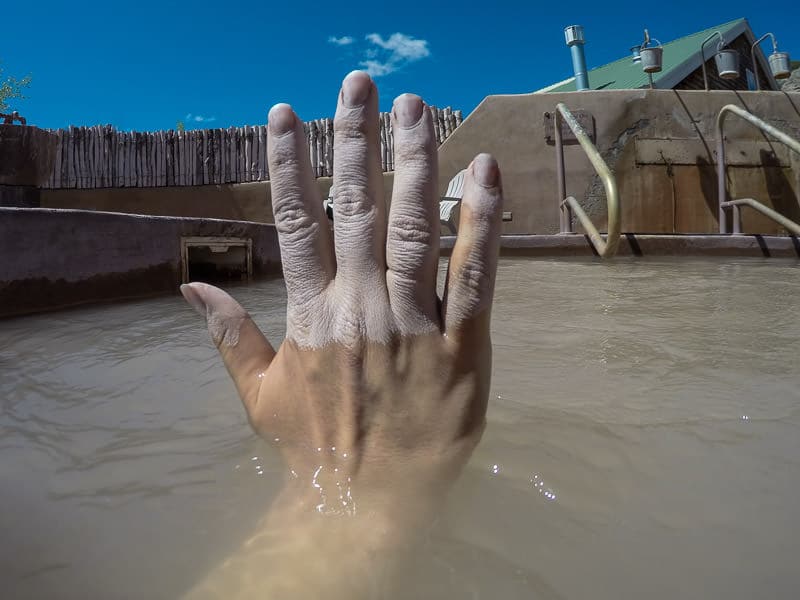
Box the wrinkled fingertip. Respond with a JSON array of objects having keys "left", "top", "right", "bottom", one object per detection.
[
  {"left": 392, "top": 93, "right": 425, "bottom": 128},
  {"left": 268, "top": 103, "right": 296, "bottom": 135},
  {"left": 180, "top": 282, "right": 208, "bottom": 318},
  {"left": 341, "top": 70, "right": 373, "bottom": 108},
  {"left": 470, "top": 153, "right": 500, "bottom": 188},
  {"left": 461, "top": 156, "right": 503, "bottom": 222},
  {"left": 181, "top": 281, "right": 246, "bottom": 319}
]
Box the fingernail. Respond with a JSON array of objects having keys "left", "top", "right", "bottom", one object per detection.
[
  {"left": 342, "top": 71, "right": 371, "bottom": 108},
  {"left": 393, "top": 94, "right": 424, "bottom": 127},
  {"left": 180, "top": 283, "right": 208, "bottom": 318},
  {"left": 268, "top": 103, "right": 295, "bottom": 135},
  {"left": 473, "top": 153, "right": 499, "bottom": 187}
]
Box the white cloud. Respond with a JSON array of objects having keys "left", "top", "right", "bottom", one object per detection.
[
  {"left": 328, "top": 35, "right": 354, "bottom": 46},
  {"left": 365, "top": 33, "right": 430, "bottom": 61},
  {"left": 185, "top": 113, "right": 216, "bottom": 123},
  {"left": 360, "top": 60, "right": 396, "bottom": 78},
  {"left": 359, "top": 32, "right": 430, "bottom": 77},
  {"left": 360, "top": 59, "right": 397, "bottom": 77},
  {"left": 327, "top": 31, "right": 430, "bottom": 78}
]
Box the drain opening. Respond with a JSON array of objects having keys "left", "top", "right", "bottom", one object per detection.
[{"left": 181, "top": 237, "right": 252, "bottom": 284}]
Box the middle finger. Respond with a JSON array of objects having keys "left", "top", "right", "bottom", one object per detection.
[{"left": 331, "top": 71, "right": 387, "bottom": 288}]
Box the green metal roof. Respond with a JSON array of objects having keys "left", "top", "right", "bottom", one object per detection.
[{"left": 543, "top": 18, "right": 748, "bottom": 92}]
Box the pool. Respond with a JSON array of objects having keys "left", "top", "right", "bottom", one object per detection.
[{"left": 2, "top": 257, "right": 799, "bottom": 599}]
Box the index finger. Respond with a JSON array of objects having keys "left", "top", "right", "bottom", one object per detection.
[{"left": 267, "top": 103, "right": 336, "bottom": 344}]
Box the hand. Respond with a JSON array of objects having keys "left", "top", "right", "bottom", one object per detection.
[{"left": 181, "top": 70, "right": 503, "bottom": 597}]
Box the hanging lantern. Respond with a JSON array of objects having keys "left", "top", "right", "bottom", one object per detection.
[{"left": 714, "top": 48, "right": 740, "bottom": 79}]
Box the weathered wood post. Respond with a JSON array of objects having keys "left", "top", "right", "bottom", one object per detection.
[{"left": 0, "top": 114, "right": 57, "bottom": 207}]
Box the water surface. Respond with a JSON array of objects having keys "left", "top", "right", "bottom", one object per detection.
[{"left": 2, "top": 258, "right": 799, "bottom": 599}]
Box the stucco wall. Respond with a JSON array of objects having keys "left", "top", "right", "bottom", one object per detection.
[
  {"left": 0, "top": 208, "right": 280, "bottom": 317},
  {"left": 38, "top": 90, "right": 800, "bottom": 235},
  {"left": 42, "top": 180, "right": 275, "bottom": 222},
  {"left": 438, "top": 89, "right": 800, "bottom": 234}
]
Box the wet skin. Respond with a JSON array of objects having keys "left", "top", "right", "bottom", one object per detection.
[{"left": 181, "top": 70, "right": 503, "bottom": 598}]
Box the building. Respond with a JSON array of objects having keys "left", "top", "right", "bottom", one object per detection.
[{"left": 538, "top": 18, "right": 785, "bottom": 93}]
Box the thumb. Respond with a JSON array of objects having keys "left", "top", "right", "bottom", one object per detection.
[{"left": 181, "top": 282, "right": 276, "bottom": 417}]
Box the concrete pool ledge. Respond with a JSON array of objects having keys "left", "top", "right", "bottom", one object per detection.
[
  {"left": 0, "top": 207, "right": 281, "bottom": 318},
  {"left": 2, "top": 207, "right": 798, "bottom": 318},
  {"left": 441, "top": 234, "right": 800, "bottom": 258}
]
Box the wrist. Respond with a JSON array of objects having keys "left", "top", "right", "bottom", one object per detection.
[{"left": 264, "top": 466, "right": 443, "bottom": 545}]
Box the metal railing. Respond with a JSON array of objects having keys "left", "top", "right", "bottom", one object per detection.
[
  {"left": 555, "top": 103, "right": 621, "bottom": 257},
  {"left": 716, "top": 104, "right": 800, "bottom": 235}
]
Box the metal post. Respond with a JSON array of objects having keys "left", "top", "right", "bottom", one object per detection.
[
  {"left": 716, "top": 103, "right": 800, "bottom": 234},
  {"left": 721, "top": 198, "right": 800, "bottom": 236},
  {"left": 565, "top": 26, "right": 590, "bottom": 91},
  {"left": 570, "top": 45, "right": 590, "bottom": 91},
  {"left": 554, "top": 110, "right": 572, "bottom": 233},
  {"left": 554, "top": 103, "right": 621, "bottom": 256},
  {"left": 701, "top": 31, "right": 724, "bottom": 91},
  {"left": 716, "top": 118, "right": 728, "bottom": 233}
]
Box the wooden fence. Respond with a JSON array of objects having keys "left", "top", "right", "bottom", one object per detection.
[{"left": 42, "top": 107, "right": 463, "bottom": 189}]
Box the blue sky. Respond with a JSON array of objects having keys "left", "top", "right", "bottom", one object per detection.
[{"left": 2, "top": 0, "right": 797, "bottom": 131}]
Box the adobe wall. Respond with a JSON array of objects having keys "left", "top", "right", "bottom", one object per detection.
[
  {"left": 0, "top": 208, "right": 280, "bottom": 318},
  {"left": 42, "top": 180, "right": 276, "bottom": 222},
  {"left": 41, "top": 173, "right": 396, "bottom": 225},
  {"left": 437, "top": 89, "right": 800, "bottom": 234}
]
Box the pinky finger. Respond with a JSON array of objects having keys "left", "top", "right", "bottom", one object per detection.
[{"left": 443, "top": 154, "right": 503, "bottom": 342}]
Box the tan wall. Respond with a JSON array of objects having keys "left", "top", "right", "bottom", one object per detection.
[
  {"left": 42, "top": 90, "right": 800, "bottom": 235},
  {"left": 437, "top": 89, "right": 800, "bottom": 235},
  {"left": 0, "top": 208, "right": 280, "bottom": 318},
  {"left": 42, "top": 173, "right": 396, "bottom": 225},
  {"left": 43, "top": 180, "right": 275, "bottom": 222}
]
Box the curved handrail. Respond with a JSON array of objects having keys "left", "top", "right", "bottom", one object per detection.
[
  {"left": 716, "top": 104, "right": 800, "bottom": 234},
  {"left": 720, "top": 198, "right": 800, "bottom": 236},
  {"left": 554, "top": 102, "right": 621, "bottom": 257}
]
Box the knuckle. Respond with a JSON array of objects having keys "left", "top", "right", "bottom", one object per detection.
[
  {"left": 271, "top": 154, "right": 301, "bottom": 173},
  {"left": 387, "top": 211, "right": 433, "bottom": 245},
  {"left": 334, "top": 114, "right": 371, "bottom": 140},
  {"left": 394, "top": 133, "right": 436, "bottom": 164},
  {"left": 276, "top": 206, "right": 319, "bottom": 240},
  {"left": 463, "top": 186, "right": 503, "bottom": 220},
  {"left": 395, "top": 147, "right": 435, "bottom": 173},
  {"left": 332, "top": 184, "right": 373, "bottom": 219},
  {"left": 455, "top": 256, "right": 490, "bottom": 295},
  {"left": 268, "top": 141, "right": 303, "bottom": 171},
  {"left": 335, "top": 198, "right": 373, "bottom": 220}
]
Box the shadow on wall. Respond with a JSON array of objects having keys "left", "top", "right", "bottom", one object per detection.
[
  {"left": 761, "top": 148, "right": 800, "bottom": 223},
  {"left": 695, "top": 155, "right": 720, "bottom": 223},
  {"left": 783, "top": 91, "right": 800, "bottom": 118}
]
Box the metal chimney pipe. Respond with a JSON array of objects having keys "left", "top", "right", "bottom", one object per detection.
[{"left": 565, "top": 25, "right": 590, "bottom": 91}]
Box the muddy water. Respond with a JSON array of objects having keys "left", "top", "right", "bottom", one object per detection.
[{"left": 1, "top": 258, "right": 799, "bottom": 599}]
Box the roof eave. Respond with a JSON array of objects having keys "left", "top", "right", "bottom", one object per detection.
[
  {"left": 655, "top": 19, "right": 779, "bottom": 91},
  {"left": 535, "top": 76, "right": 576, "bottom": 94}
]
